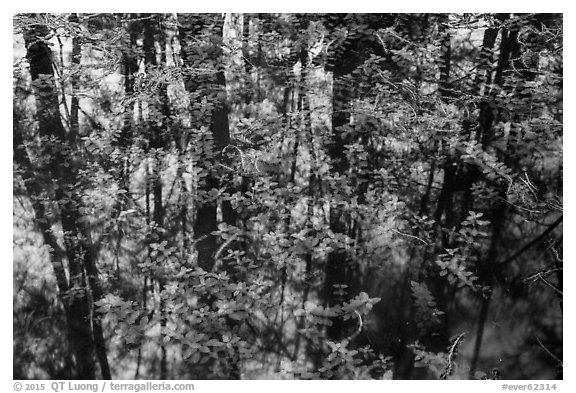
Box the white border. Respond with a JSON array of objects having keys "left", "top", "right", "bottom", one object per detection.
[{"left": 4, "top": 5, "right": 572, "bottom": 392}]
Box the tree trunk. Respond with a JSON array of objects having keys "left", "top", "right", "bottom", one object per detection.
[
  {"left": 324, "top": 13, "right": 391, "bottom": 343},
  {"left": 179, "top": 14, "right": 240, "bottom": 379},
  {"left": 23, "top": 19, "right": 112, "bottom": 379},
  {"left": 13, "top": 110, "right": 69, "bottom": 298},
  {"left": 469, "top": 14, "right": 515, "bottom": 378},
  {"left": 141, "top": 14, "right": 171, "bottom": 379}
]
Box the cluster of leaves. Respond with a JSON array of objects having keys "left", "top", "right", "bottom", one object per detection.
[
  {"left": 95, "top": 260, "right": 272, "bottom": 377},
  {"left": 411, "top": 281, "right": 444, "bottom": 334}
]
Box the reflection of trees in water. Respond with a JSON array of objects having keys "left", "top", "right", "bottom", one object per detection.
[{"left": 12, "top": 13, "right": 562, "bottom": 380}]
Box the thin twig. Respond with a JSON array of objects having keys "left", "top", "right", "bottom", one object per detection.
[
  {"left": 222, "top": 144, "right": 245, "bottom": 169},
  {"left": 498, "top": 216, "right": 562, "bottom": 266},
  {"left": 211, "top": 234, "right": 239, "bottom": 273},
  {"left": 522, "top": 267, "right": 562, "bottom": 283},
  {"left": 441, "top": 332, "right": 466, "bottom": 379},
  {"left": 536, "top": 336, "right": 563, "bottom": 366},
  {"left": 497, "top": 196, "right": 542, "bottom": 215},
  {"left": 537, "top": 276, "right": 563, "bottom": 297},
  {"left": 344, "top": 310, "right": 364, "bottom": 342},
  {"left": 391, "top": 228, "right": 429, "bottom": 245}
]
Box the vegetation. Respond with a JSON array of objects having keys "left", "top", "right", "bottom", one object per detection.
[{"left": 13, "top": 13, "right": 562, "bottom": 380}]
